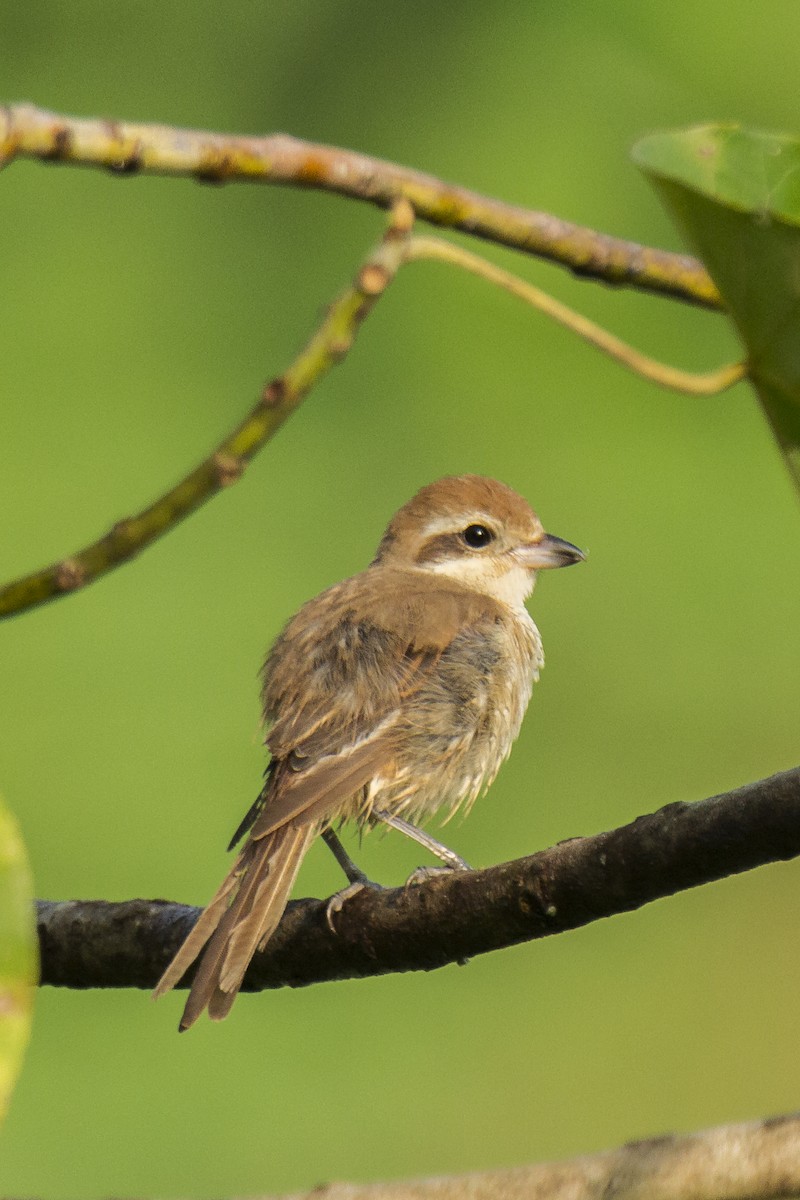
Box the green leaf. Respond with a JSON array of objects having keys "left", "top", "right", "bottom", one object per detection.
[
  {"left": 0, "top": 796, "right": 36, "bottom": 1124},
  {"left": 633, "top": 123, "right": 800, "bottom": 495}
]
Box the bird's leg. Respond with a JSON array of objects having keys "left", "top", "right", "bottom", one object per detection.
[
  {"left": 372, "top": 808, "right": 472, "bottom": 878},
  {"left": 322, "top": 828, "right": 384, "bottom": 932},
  {"left": 322, "top": 827, "right": 372, "bottom": 885},
  {"left": 373, "top": 811, "right": 473, "bottom": 965}
]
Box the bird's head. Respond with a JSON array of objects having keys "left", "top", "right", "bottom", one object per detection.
[{"left": 373, "top": 475, "right": 585, "bottom": 608}]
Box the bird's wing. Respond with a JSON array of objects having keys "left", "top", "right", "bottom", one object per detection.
[
  {"left": 247, "top": 723, "right": 397, "bottom": 839},
  {"left": 241, "top": 569, "right": 501, "bottom": 840},
  {"left": 263, "top": 569, "right": 497, "bottom": 758}
]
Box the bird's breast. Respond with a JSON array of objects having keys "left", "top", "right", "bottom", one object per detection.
[{"left": 375, "top": 607, "right": 543, "bottom": 825}]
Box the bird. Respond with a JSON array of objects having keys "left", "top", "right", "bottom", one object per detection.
[{"left": 153, "top": 474, "right": 584, "bottom": 1028}]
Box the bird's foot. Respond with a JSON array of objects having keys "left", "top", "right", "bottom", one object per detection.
[
  {"left": 325, "top": 879, "right": 385, "bottom": 933},
  {"left": 405, "top": 861, "right": 471, "bottom": 888}
]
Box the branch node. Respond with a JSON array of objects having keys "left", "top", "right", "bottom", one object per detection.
[
  {"left": 358, "top": 262, "right": 390, "bottom": 296},
  {"left": 42, "top": 126, "right": 72, "bottom": 162},
  {"left": 107, "top": 145, "right": 144, "bottom": 175},
  {"left": 194, "top": 150, "right": 234, "bottom": 185},
  {"left": 54, "top": 558, "right": 86, "bottom": 592},
  {"left": 110, "top": 518, "right": 136, "bottom": 548},
  {"left": 260, "top": 377, "right": 287, "bottom": 410},
  {"left": 386, "top": 196, "right": 415, "bottom": 235},
  {"left": 327, "top": 336, "right": 353, "bottom": 361},
  {"left": 212, "top": 452, "right": 245, "bottom": 487}
]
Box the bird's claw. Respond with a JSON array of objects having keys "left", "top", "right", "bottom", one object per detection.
[
  {"left": 404, "top": 861, "right": 471, "bottom": 888},
  {"left": 325, "top": 879, "right": 385, "bottom": 933}
]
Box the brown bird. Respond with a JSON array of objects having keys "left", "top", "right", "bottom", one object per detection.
[{"left": 154, "top": 475, "right": 584, "bottom": 1028}]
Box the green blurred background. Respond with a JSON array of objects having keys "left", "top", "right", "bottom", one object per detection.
[{"left": 1, "top": 2, "right": 799, "bottom": 1196}]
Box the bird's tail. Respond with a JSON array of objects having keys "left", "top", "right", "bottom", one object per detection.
[{"left": 153, "top": 822, "right": 316, "bottom": 1030}]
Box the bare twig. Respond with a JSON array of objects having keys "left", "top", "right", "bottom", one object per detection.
[
  {"left": 407, "top": 236, "right": 746, "bottom": 395},
  {"left": 36, "top": 765, "right": 800, "bottom": 993},
  {"left": 0, "top": 199, "right": 414, "bottom": 621},
  {"left": 0, "top": 109, "right": 740, "bottom": 622},
  {"left": 0, "top": 103, "right": 721, "bottom": 308},
  {"left": 202, "top": 1113, "right": 800, "bottom": 1199}
]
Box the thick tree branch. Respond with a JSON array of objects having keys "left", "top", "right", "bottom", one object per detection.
[
  {"left": 0, "top": 198, "right": 413, "bottom": 621},
  {"left": 0, "top": 103, "right": 721, "bottom": 308},
  {"left": 211, "top": 1113, "right": 800, "bottom": 1199},
  {"left": 37, "top": 765, "right": 800, "bottom": 992}
]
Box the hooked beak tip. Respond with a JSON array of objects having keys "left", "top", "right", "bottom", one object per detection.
[{"left": 521, "top": 533, "right": 586, "bottom": 570}]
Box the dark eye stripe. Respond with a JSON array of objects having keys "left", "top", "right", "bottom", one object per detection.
[{"left": 413, "top": 532, "right": 466, "bottom": 564}]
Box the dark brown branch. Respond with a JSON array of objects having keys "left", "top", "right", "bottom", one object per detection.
[
  {"left": 37, "top": 765, "right": 800, "bottom": 992},
  {"left": 0, "top": 104, "right": 721, "bottom": 308}
]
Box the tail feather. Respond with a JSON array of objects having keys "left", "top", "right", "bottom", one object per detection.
[
  {"left": 154, "top": 727, "right": 396, "bottom": 1028},
  {"left": 161, "top": 823, "right": 315, "bottom": 1031},
  {"left": 205, "top": 827, "right": 314, "bottom": 1023},
  {"left": 175, "top": 841, "right": 272, "bottom": 1029},
  {"left": 218, "top": 825, "right": 314, "bottom": 994},
  {"left": 151, "top": 859, "right": 243, "bottom": 999},
  {"left": 206, "top": 980, "right": 239, "bottom": 1022}
]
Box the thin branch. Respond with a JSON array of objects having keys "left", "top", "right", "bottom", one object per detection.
[
  {"left": 407, "top": 236, "right": 746, "bottom": 395},
  {"left": 36, "top": 765, "right": 800, "bottom": 992},
  {"left": 0, "top": 110, "right": 736, "bottom": 621},
  {"left": 0, "top": 199, "right": 414, "bottom": 622},
  {"left": 191, "top": 1113, "right": 800, "bottom": 1199},
  {"left": 0, "top": 103, "right": 721, "bottom": 308}
]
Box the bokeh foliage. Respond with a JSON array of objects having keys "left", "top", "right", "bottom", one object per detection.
[
  {"left": 1, "top": 2, "right": 799, "bottom": 1197},
  {"left": 636, "top": 123, "right": 800, "bottom": 490},
  {"left": 0, "top": 798, "right": 36, "bottom": 1125}
]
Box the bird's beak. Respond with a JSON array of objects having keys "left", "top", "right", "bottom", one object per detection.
[{"left": 518, "top": 533, "right": 586, "bottom": 570}]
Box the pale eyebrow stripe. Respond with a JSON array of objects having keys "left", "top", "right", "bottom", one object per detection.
[{"left": 418, "top": 512, "right": 495, "bottom": 538}]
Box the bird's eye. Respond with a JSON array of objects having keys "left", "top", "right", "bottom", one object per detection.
[{"left": 461, "top": 523, "right": 495, "bottom": 549}]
